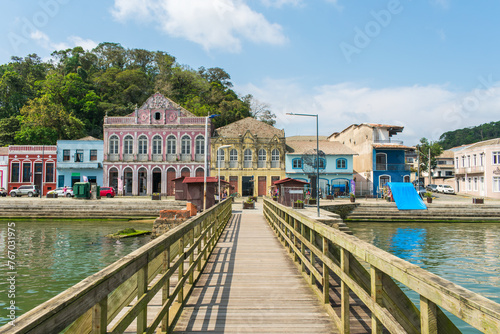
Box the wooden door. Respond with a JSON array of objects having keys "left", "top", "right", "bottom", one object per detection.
[
  {"left": 258, "top": 176, "right": 266, "bottom": 196},
  {"left": 167, "top": 169, "right": 176, "bottom": 196},
  {"left": 229, "top": 176, "right": 238, "bottom": 194}
]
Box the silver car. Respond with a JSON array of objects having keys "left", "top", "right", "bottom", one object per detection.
[
  {"left": 52, "top": 187, "right": 74, "bottom": 197},
  {"left": 10, "top": 185, "right": 40, "bottom": 197},
  {"left": 436, "top": 184, "right": 455, "bottom": 194}
]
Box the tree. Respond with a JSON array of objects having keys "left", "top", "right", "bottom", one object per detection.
[
  {"left": 247, "top": 95, "right": 276, "bottom": 126},
  {"left": 416, "top": 138, "right": 443, "bottom": 182},
  {"left": 0, "top": 116, "right": 21, "bottom": 146}
]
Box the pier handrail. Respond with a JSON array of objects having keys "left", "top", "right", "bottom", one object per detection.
[
  {"left": 263, "top": 197, "right": 500, "bottom": 333},
  {"left": 2, "top": 199, "right": 232, "bottom": 334}
]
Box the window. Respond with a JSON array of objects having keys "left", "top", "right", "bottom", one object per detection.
[
  {"left": 474, "top": 177, "right": 478, "bottom": 191},
  {"left": 336, "top": 158, "right": 347, "bottom": 169},
  {"left": 292, "top": 158, "right": 302, "bottom": 169},
  {"left": 468, "top": 177, "right": 472, "bottom": 191},
  {"left": 493, "top": 177, "right": 500, "bottom": 192},
  {"left": 461, "top": 156, "right": 465, "bottom": 167},
  {"left": 493, "top": 151, "right": 500, "bottom": 165},
  {"left": 63, "top": 150, "right": 70, "bottom": 161},
  {"left": 271, "top": 149, "right": 280, "bottom": 168},
  {"left": 244, "top": 149, "right": 252, "bottom": 168},
  {"left": 258, "top": 149, "right": 266, "bottom": 168},
  {"left": 195, "top": 136, "right": 204, "bottom": 155},
  {"left": 109, "top": 135, "right": 119, "bottom": 155},
  {"left": 75, "top": 149, "right": 83, "bottom": 162},
  {"left": 467, "top": 155, "right": 471, "bottom": 167},
  {"left": 316, "top": 158, "right": 326, "bottom": 169},
  {"left": 11, "top": 163, "right": 19, "bottom": 182},
  {"left": 167, "top": 135, "right": 176, "bottom": 155},
  {"left": 455, "top": 157, "right": 459, "bottom": 168},
  {"left": 153, "top": 135, "right": 162, "bottom": 155},
  {"left": 404, "top": 175, "right": 410, "bottom": 183},
  {"left": 23, "top": 163, "right": 31, "bottom": 183},
  {"left": 138, "top": 135, "right": 148, "bottom": 155},
  {"left": 230, "top": 149, "right": 238, "bottom": 168},
  {"left": 407, "top": 157, "right": 414, "bottom": 163},
  {"left": 217, "top": 148, "right": 225, "bottom": 161},
  {"left": 181, "top": 135, "right": 191, "bottom": 155},
  {"left": 90, "top": 150, "right": 97, "bottom": 161},
  {"left": 480, "top": 153, "right": 484, "bottom": 166},
  {"left": 379, "top": 175, "right": 390, "bottom": 188},
  {"left": 46, "top": 163, "right": 54, "bottom": 183},
  {"left": 376, "top": 153, "right": 387, "bottom": 170},
  {"left": 154, "top": 112, "right": 161, "bottom": 120},
  {"left": 124, "top": 135, "right": 133, "bottom": 155},
  {"left": 473, "top": 154, "right": 477, "bottom": 166}
]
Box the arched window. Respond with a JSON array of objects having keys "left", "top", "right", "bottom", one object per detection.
[
  {"left": 229, "top": 149, "right": 238, "bottom": 168},
  {"left": 152, "top": 135, "right": 162, "bottom": 155},
  {"left": 376, "top": 153, "right": 387, "bottom": 171},
  {"left": 258, "top": 149, "right": 267, "bottom": 168},
  {"left": 195, "top": 135, "right": 205, "bottom": 155},
  {"left": 403, "top": 175, "right": 410, "bottom": 183},
  {"left": 167, "top": 135, "right": 176, "bottom": 155},
  {"left": 244, "top": 149, "right": 252, "bottom": 168},
  {"left": 379, "top": 175, "right": 391, "bottom": 188},
  {"left": 217, "top": 148, "right": 225, "bottom": 168},
  {"left": 138, "top": 135, "right": 148, "bottom": 155},
  {"left": 181, "top": 135, "right": 191, "bottom": 155},
  {"left": 109, "top": 135, "right": 119, "bottom": 155},
  {"left": 123, "top": 135, "right": 133, "bottom": 155},
  {"left": 292, "top": 158, "right": 302, "bottom": 169},
  {"left": 271, "top": 149, "right": 280, "bottom": 168},
  {"left": 336, "top": 158, "right": 347, "bottom": 169}
]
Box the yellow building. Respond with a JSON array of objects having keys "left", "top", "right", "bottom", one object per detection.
[{"left": 210, "top": 117, "right": 286, "bottom": 197}]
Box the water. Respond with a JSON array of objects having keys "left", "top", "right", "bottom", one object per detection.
[
  {"left": 0, "top": 220, "right": 152, "bottom": 325},
  {"left": 349, "top": 222, "right": 500, "bottom": 333}
]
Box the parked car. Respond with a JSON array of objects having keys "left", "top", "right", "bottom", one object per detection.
[
  {"left": 100, "top": 187, "right": 116, "bottom": 198},
  {"left": 10, "top": 185, "right": 40, "bottom": 197},
  {"left": 426, "top": 184, "right": 438, "bottom": 192},
  {"left": 416, "top": 186, "right": 427, "bottom": 198},
  {"left": 436, "top": 184, "right": 455, "bottom": 194},
  {"left": 50, "top": 187, "right": 74, "bottom": 197},
  {"left": 0, "top": 187, "right": 7, "bottom": 197}
]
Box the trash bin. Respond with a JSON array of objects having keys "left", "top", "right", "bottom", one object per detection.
[{"left": 73, "top": 182, "right": 91, "bottom": 199}]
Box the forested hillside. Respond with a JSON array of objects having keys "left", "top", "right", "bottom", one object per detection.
[
  {"left": 438, "top": 121, "right": 500, "bottom": 149},
  {"left": 0, "top": 42, "right": 268, "bottom": 146}
]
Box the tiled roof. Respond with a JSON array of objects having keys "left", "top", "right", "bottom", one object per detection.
[
  {"left": 215, "top": 117, "right": 285, "bottom": 138},
  {"left": 286, "top": 135, "right": 328, "bottom": 141},
  {"left": 286, "top": 140, "right": 357, "bottom": 155},
  {"left": 273, "top": 178, "right": 309, "bottom": 185},
  {"left": 465, "top": 138, "right": 500, "bottom": 149},
  {"left": 182, "top": 177, "right": 228, "bottom": 184},
  {"left": 372, "top": 144, "right": 413, "bottom": 150},
  {"left": 438, "top": 150, "right": 455, "bottom": 159},
  {"left": 0, "top": 147, "right": 8, "bottom": 155},
  {"left": 364, "top": 123, "right": 404, "bottom": 130},
  {"left": 77, "top": 136, "right": 101, "bottom": 141},
  {"left": 328, "top": 123, "right": 404, "bottom": 139}
]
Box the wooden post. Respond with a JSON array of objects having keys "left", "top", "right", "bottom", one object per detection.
[
  {"left": 137, "top": 263, "right": 148, "bottom": 334},
  {"left": 162, "top": 246, "right": 171, "bottom": 332},
  {"left": 310, "top": 228, "right": 316, "bottom": 286},
  {"left": 420, "top": 296, "right": 438, "bottom": 334},
  {"left": 189, "top": 229, "right": 195, "bottom": 284},
  {"left": 178, "top": 236, "right": 184, "bottom": 304},
  {"left": 341, "top": 248, "right": 350, "bottom": 334},
  {"left": 301, "top": 223, "right": 306, "bottom": 272},
  {"left": 370, "top": 266, "right": 383, "bottom": 334},
  {"left": 322, "top": 236, "right": 329, "bottom": 304},
  {"left": 91, "top": 296, "right": 107, "bottom": 334}
]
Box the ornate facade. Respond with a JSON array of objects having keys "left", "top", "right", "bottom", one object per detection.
[
  {"left": 103, "top": 93, "right": 211, "bottom": 196},
  {"left": 210, "top": 117, "right": 286, "bottom": 196}
]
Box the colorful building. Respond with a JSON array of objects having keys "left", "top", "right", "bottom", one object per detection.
[
  {"left": 7, "top": 145, "right": 57, "bottom": 196},
  {"left": 285, "top": 137, "right": 356, "bottom": 197},
  {"left": 56, "top": 137, "right": 104, "bottom": 187},
  {"left": 329, "top": 123, "right": 412, "bottom": 197},
  {"left": 211, "top": 117, "right": 286, "bottom": 196},
  {"left": 453, "top": 138, "right": 500, "bottom": 199},
  {"left": 0, "top": 147, "right": 8, "bottom": 190},
  {"left": 103, "top": 93, "right": 210, "bottom": 196}
]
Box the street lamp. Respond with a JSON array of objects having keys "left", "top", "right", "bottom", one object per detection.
[
  {"left": 204, "top": 114, "right": 219, "bottom": 211},
  {"left": 217, "top": 145, "right": 232, "bottom": 202},
  {"left": 286, "top": 113, "right": 320, "bottom": 217}
]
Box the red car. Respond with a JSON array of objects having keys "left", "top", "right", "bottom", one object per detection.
[{"left": 100, "top": 187, "right": 116, "bottom": 198}]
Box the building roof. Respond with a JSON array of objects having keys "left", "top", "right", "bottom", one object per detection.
[
  {"left": 182, "top": 177, "right": 228, "bottom": 184},
  {"left": 328, "top": 123, "right": 404, "bottom": 140},
  {"left": 373, "top": 144, "right": 413, "bottom": 150},
  {"left": 286, "top": 140, "right": 357, "bottom": 155},
  {"left": 0, "top": 147, "right": 8, "bottom": 155},
  {"left": 126, "top": 92, "right": 195, "bottom": 117},
  {"left": 438, "top": 150, "right": 455, "bottom": 159},
  {"left": 215, "top": 117, "right": 285, "bottom": 138},
  {"left": 273, "top": 177, "right": 309, "bottom": 185},
  {"left": 464, "top": 138, "right": 500, "bottom": 150},
  {"left": 77, "top": 136, "right": 102, "bottom": 141},
  {"left": 286, "top": 135, "right": 328, "bottom": 141}
]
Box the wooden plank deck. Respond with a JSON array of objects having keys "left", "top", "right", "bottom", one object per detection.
[{"left": 173, "top": 206, "right": 339, "bottom": 334}]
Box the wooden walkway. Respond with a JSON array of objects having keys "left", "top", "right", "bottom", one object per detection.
[{"left": 173, "top": 206, "right": 339, "bottom": 334}]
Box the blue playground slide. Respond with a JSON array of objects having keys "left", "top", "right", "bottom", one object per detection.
[{"left": 387, "top": 182, "right": 427, "bottom": 210}]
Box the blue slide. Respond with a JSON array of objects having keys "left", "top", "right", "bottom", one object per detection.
[{"left": 387, "top": 182, "right": 427, "bottom": 210}]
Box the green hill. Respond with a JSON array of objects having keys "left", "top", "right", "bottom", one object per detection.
[{"left": 438, "top": 121, "right": 500, "bottom": 149}]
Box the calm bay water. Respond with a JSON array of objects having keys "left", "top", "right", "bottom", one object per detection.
[
  {"left": 349, "top": 222, "right": 500, "bottom": 333},
  {"left": 0, "top": 220, "right": 152, "bottom": 325}
]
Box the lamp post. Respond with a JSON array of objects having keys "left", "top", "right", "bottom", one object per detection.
[
  {"left": 203, "top": 114, "right": 219, "bottom": 211},
  {"left": 217, "top": 145, "right": 231, "bottom": 202},
  {"left": 286, "top": 113, "right": 320, "bottom": 217}
]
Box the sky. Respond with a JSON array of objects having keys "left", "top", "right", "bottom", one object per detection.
[{"left": 2, "top": 0, "right": 500, "bottom": 146}]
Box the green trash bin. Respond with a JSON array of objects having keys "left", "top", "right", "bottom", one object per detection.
[{"left": 73, "top": 182, "right": 91, "bottom": 199}]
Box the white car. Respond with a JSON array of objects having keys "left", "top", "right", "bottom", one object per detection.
[
  {"left": 51, "top": 187, "right": 74, "bottom": 197},
  {"left": 436, "top": 185, "right": 455, "bottom": 194}
]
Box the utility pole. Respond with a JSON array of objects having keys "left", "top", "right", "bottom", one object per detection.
[{"left": 428, "top": 146, "right": 431, "bottom": 186}]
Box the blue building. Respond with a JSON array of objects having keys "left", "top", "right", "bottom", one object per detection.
[
  {"left": 328, "top": 123, "right": 412, "bottom": 197},
  {"left": 56, "top": 137, "right": 104, "bottom": 187},
  {"left": 285, "top": 137, "right": 357, "bottom": 197}
]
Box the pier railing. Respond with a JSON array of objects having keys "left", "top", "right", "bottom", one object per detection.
[
  {"left": 2, "top": 199, "right": 232, "bottom": 334},
  {"left": 263, "top": 197, "right": 500, "bottom": 333}
]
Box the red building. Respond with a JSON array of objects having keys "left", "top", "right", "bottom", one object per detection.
[{"left": 8, "top": 146, "right": 57, "bottom": 196}]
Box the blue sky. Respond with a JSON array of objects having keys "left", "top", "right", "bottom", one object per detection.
[{"left": 2, "top": 0, "right": 500, "bottom": 146}]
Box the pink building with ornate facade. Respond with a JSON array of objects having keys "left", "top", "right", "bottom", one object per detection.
[{"left": 103, "top": 93, "right": 212, "bottom": 196}]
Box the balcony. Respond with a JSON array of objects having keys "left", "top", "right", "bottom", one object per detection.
[
  {"left": 456, "top": 166, "right": 485, "bottom": 175},
  {"left": 243, "top": 161, "right": 252, "bottom": 169},
  {"left": 108, "top": 154, "right": 119, "bottom": 162},
  {"left": 229, "top": 161, "right": 238, "bottom": 169},
  {"left": 181, "top": 154, "right": 191, "bottom": 162},
  {"left": 375, "top": 163, "right": 411, "bottom": 171},
  {"left": 271, "top": 161, "right": 280, "bottom": 169},
  {"left": 195, "top": 154, "right": 204, "bottom": 162},
  {"left": 152, "top": 154, "right": 163, "bottom": 162},
  {"left": 216, "top": 161, "right": 226, "bottom": 169},
  {"left": 167, "top": 154, "right": 177, "bottom": 162},
  {"left": 258, "top": 161, "right": 266, "bottom": 169},
  {"left": 137, "top": 154, "right": 148, "bottom": 162},
  {"left": 374, "top": 139, "right": 404, "bottom": 145}
]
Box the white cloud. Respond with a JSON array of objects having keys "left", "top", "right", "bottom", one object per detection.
[
  {"left": 111, "top": 0, "right": 287, "bottom": 52},
  {"left": 260, "top": 0, "right": 302, "bottom": 8},
  {"left": 239, "top": 79, "right": 500, "bottom": 145},
  {"left": 30, "top": 30, "right": 98, "bottom": 52}
]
